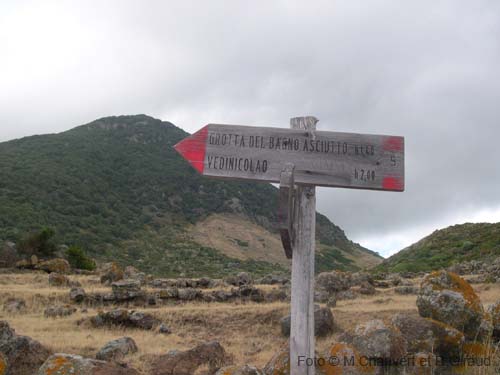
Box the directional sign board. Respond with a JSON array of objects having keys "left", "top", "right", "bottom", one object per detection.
[{"left": 174, "top": 124, "right": 404, "bottom": 191}]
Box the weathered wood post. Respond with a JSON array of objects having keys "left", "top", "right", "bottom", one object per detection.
[{"left": 290, "top": 116, "right": 318, "bottom": 375}]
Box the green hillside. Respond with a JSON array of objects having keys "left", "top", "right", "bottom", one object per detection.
[
  {"left": 0, "top": 115, "right": 381, "bottom": 277},
  {"left": 376, "top": 222, "right": 500, "bottom": 273}
]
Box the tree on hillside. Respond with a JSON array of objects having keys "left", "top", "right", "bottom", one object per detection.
[{"left": 18, "top": 227, "right": 57, "bottom": 257}]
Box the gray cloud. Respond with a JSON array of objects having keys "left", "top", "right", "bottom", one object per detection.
[{"left": 1, "top": 0, "right": 500, "bottom": 256}]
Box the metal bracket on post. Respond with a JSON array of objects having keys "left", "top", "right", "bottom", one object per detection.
[{"left": 279, "top": 163, "right": 295, "bottom": 259}]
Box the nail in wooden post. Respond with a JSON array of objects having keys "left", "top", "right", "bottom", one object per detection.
[{"left": 289, "top": 116, "right": 318, "bottom": 375}]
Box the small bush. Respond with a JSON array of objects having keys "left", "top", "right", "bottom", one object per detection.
[
  {"left": 66, "top": 246, "right": 96, "bottom": 271},
  {"left": 19, "top": 227, "right": 57, "bottom": 257}
]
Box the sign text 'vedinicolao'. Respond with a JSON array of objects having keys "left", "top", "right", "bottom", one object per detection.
[{"left": 174, "top": 123, "right": 404, "bottom": 191}]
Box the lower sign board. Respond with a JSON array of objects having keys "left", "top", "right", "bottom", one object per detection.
[{"left": 174, "top": 123, "right": 404, "bottom": 191}]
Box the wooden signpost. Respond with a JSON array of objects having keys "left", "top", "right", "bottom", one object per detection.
[{"left": 174, "top": 117, "right": 405, "bottom": 375}]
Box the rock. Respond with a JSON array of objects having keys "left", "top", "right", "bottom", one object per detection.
[
  {"left": 70, "top": 287, "right": 87, "bottom": 303},
  {"left": 281, "top": 306, "right": 335, "bottom": 337},
  {"left": 314, "top": 290, "right": 330, "bottom": 303},
  {"left": 150, "top": 341, "right": 229, "bottom": 375},
  {"left": 100, "top": 262, "right": 124, "bottom": 284},
  {"left": 326, "top": 296, "right": 337, "bottom": 308},
  {"left": 124, "top": 266, "right": 147, "bottom": 285},
  {"left": 391, "top": 313, "right": 464, "bottom": 358},
  {"left": 416, "top": 271, "right": 484, "bottom": 339},
  {"left": 0, "top": 352, "right": 7, "bottom": 375},
  {"left": 3, "top": 298, "right": 27, "bottom": 314},
  {"left": 37, "top": 258, "right": 71, "bottom": 274},
  {"left": 258, "top": 274, "right": 289, "bottom": 285},
  {"left": 158, "top": 323, "right": 171, "bottom": 334},
  {"left": 263, "top": 347, "right": 289, "bottom": 375},
  {"left": 487, "top": 300, "right": 500, "bottom": 339},
  {"left": 38, "top": 353, "right": 140, "bottom": 375},
  {"left": 48, "top": 272, "right": 70, "bottom": 287},
  {"left": 373, "top": 280, "right": 390, "bottom": 288},
  {"left": 226, "top": 272, "right": 253, "bottom": 286},
  {"left": 216, "top": 365, "right": 263, "bottom": 375},
  {"left": 96, "top": 337, "right": 138, "bottom": 362},
  {"left": 111, "top": 279, "right": 144, "bottom": 301},
  {"left": 319, "top": 342, "right": 375, "bottom": 374},
  {"left": 44, "top": 305, "right": 77, "bottom": 318},
  {"left": 336, "top": 289, "right": 357, "bottom": 300},
  {"left": 316, "top": 271, "right": 351, "bottom": 293},
  {"left": 264, "top": 288, "right": 288, "bottom": 303},
  {"left": 239, "top": 285, "right": 265, "bottom": 302},
  {"left": 0, "top": 320, "right": 52, "bottom": 375},
  {"left": 177, "top": 288, "right": 202, "bottom": 301},
  {"left": 90, "top": 309, "right": 162, "bottom": 330},
  {"left": 357, "top": 282, "right": 376, "bottom": 295},
  {"left": 394, "top": 285, "right": 419, "bottom": 295},
  {"left": 343, "top": 319, "right": 407, "bottom": 360}
]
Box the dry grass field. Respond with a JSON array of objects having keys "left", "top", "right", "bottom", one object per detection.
[{"left": 0, "top": 271, "right": 499, "bottom": 374}]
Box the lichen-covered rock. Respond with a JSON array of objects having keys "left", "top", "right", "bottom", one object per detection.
[
  {"left": 216, "top": 365, "right": 263, "bottom": 375},
  {"left": 342, "top": 319, "right": 407, "bottom": 360},
  {"left": 0, "top": 320, "right": 51, "bottom": 375},
  {"left": 44, "top": 305, "right": 77, "bottom": 318},
  {"left": 416, "top": 271, "right": 484, "bottom": 339},
  {"left": 70, "top": 287, "right": 86, "bottom": 303},
  {"left": 263, "top": 347, "right": 289, "bottom": 375},
  {"left": 96, "top": 337, "right": 138, "bottom": 362},
  {"left": 49, "top": 272, "right": 70, "bottom": 287},
  {"left": 2, "top": 298, "right": 27, "bottom": 314},
  {"left": 391, "top": 313, "right": 464, "bottom": 358},
  {"left": 37, "top": 258, "right": 71, "bottom": 274},
  {"left": 319, "top": 342, "right": 375, "bottom": 375},
  {"left": 38, "top": 353, "right": 139, "bottom": 375},
  {"left": 150, "top": 341, "right": 229, "bottom": 375},
  {"left": 487, "top": 300, "right": 500, "bottom": 339},
  {"left": 280, "top": 306, "right": 335, "bottom": 337},
  {"left": 0, "top": 352, "right": 7, "bottom": 375},
  {"left": 100, "top": 262, "right": 124, "bottom": 284}
]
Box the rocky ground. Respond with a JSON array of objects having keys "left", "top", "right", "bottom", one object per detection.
[{"left": 0, "top": 258, "right": 499, "bottom": 374}]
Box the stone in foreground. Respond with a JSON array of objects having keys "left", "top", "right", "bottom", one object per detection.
[
  {"left": 96, "top": 337, "right": 138, "bottom": 362},
  {"left": 38, "top": 353, "right": 139, "bottom": 375}
]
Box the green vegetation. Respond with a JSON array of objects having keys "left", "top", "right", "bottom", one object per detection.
[
  {"left": 375, "top": 223, "right": 500, "bottom": 273},
  {"left": 65, "top": 246, "right": 96, "bottom": 271},
  {"left": 18, "top": 227, "right": 57, "bottom": 257},
  {"left": 0, "top": 114, "right": 380, "bottom": 276}
]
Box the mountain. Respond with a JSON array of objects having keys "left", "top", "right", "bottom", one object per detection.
[
  {"left": 376, "top": 222, "right": 500, "bottom": 273},
  {"left": 0, "top": 115, "right": 382, "bottom": 277}
]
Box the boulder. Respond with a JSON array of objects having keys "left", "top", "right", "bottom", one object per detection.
[
  {"left": 336, "top": 289, "right": 357, "bottom": 300},
  {"left": 38, "top": 353, "right": 139, "bottom": 375},
  {"left": 225, "top": 272, "right": 253, "bottom": 286},
  {"left": 356, "top": 282, "right": 376, "bottom": 295},
  {"left": 264, "top": 288, "right": 288, "bottom": 303},
  {"left": 100, "top": 262, "right": 124, "bottom": 284},
  {"left": 3, "top": 298, "right": 27, "bottom": 314},
  {"left": 48, "top": 272, "right": 70, "bottom": 287},
  {"left": 281, "top": 306, "right": 335, "bottom": 337},
  {"left": 44, "top": 305, "right": 77, "bottom": 318},
  {"left": 216, "top": 365, "right": 263, "bottom": 375},
  {"left": 487, "top": 300, "right": 500, "bottom": 339},
  {"left": 111, "top": 279, "right": 144, "bottom": 301},
  {"left": 239, "top": 285, "right": 265, "bottom": 302},
  {"left": 315, "top": 271, "right": 351, "bottom": 293},
  {"left": 70, "top": 287, "right": 87, "bottom": 303},
  {"left": 90, "top": 309, "right": 161, "bottom": 330},
  {"left": 262, "top": 347, "right": 289, "bottom": 375},
  {"left": 37, "top": 258, "right": 71, "bottom": 274},
  {"left": 0, "top": 320, "right": 52, "bottom": 375},
  {"left": 319, "top": 342, "right": 375, "bottom": 374},
  {"left": 394, "top": 286, "right": 419, "bottom": 295},
  {"left": 96, "top": 337, "right": 138, "bottom": 362},
  {"left": 342, "top": 319, "right": 407, "bottom": 360},
  {"left": 158, "top": 323, "right": 172, "bottom": 334},
  {"left": 177, "top": 288, "right": 202, "bottom": 301},
  {"left": 258, "top": 274, "right": 289, "bottom": 285},
  {"left": 150, "top": 341, "right": 229, "bottom": 375},
  {"left": 416, "top": 271, "right": 484, "bottom": 339}
]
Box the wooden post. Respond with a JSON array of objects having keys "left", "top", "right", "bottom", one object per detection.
[{"left": 289, "top": 116, "right": 318, "bottom": 375}]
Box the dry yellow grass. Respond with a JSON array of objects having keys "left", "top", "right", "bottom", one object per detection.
[{"left": 0, "top": 272, "right": 499, "bottom": 374}]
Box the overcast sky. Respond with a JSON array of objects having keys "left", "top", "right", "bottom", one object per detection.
[{"left": 1, "top": 1, "right": 500, "bottom": 257}]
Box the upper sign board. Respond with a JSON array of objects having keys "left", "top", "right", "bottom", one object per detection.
[{"left": 174, "top": 124, "right": 404, "bottom": 191}]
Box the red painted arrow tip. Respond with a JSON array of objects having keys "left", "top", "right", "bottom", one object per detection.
[{"left": 173, "top": 126, "right": 208, "bottom": 174}]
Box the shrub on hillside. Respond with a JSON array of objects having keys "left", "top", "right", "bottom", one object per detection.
[
  {"left": 18, "top": 227, "right": 57, "bottom": 257},
  {"left": 66, "top": 246, "right": 96, "bottom": 271}
]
